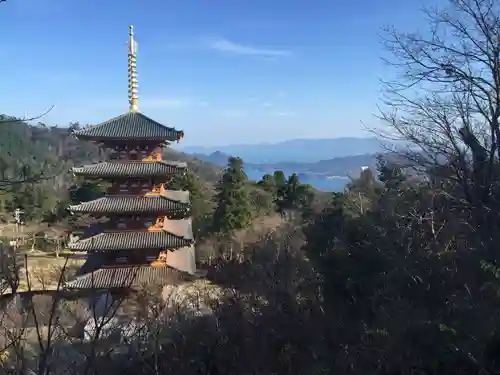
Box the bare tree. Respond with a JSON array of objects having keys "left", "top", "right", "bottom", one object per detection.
[
  {"left": 378, "top": 0, "right": 500, "bottom": 209},
  {"left": 0, "top": 244, "right": 20, "bottom": 296},
  {"left": 0, "top": 259, "right": 143, "bottom": 375}
]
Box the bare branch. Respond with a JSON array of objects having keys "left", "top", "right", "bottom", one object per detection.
[
  {"left": 0, "top": 106, "right": 54, "bottom": 125},
  {"left": 376, "top": 0, "right": 500, "bottom": 208}
]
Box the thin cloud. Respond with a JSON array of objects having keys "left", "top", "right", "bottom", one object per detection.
[
  {"left": 221, "top": 110, "right": 248, "bottom": 118},
  {"left": 272, "top": 111, "right": 297, "bottom": 117},
  {"left": 207, "top": 37, "right": 292, "bottom": 58}
]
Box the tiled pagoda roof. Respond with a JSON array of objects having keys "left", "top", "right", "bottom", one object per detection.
[
  {"left": 73, "top": 112, "right": 184, "bottom": 142},
  {"left": 72, "top": 160, "right": 187, "bottom": 178},
  {"left": 65, "top": 265, "right": 189, "bottom": 289},
  {"left": 67, "top": 231, "right": 193, "bottom": 252},
  {"left": 68, "top": 194, "right": 190, "bottom": 215}
]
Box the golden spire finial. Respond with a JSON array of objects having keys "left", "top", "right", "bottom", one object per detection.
[{"left": 128, "top": 24, "right": 139, "bottom": 112}]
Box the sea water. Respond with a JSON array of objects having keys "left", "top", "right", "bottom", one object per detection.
[{"left": 245, "top": 168, "right": 348, "bottom": 192}]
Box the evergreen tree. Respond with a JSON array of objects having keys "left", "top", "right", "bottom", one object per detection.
[
  {"left": 170, "top": 171, "right": 212, "bottom": 224},
  {"left": 284, "top": 173, "right": 301, "bottom": 210},
  {"left": 212, "top": 157, "right": 252, "bottom": 234},
  {"left": 273, "top": 170, "right": 286, "bottom": 187},
  {"left": 257, "top": 173, "right": 276, "bottom": 192},
  {"left": 257, "top": 170, "right": 315, "bottom": 218},
  {"left": 377, "top": 157, "right": 406, "bottom": 192},
  {"left": 69, "top": 180, "right": 105, "bottom": 204},
  {"left": 273, "top": 170, "right": 288, "bottom": 214},
  {"left": 171, "top": 172, "right": 203, "bottom": 203},
  {"left": 282, "top": 173, "right": 315, "bottom": 218}
]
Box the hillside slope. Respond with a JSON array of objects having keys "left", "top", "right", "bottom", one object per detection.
[
  {"left": 0, "top": 116, "right": 223, "bottom": 226},
  {"left": 0, "top": 116, "right": 221, "bottom": 185}
]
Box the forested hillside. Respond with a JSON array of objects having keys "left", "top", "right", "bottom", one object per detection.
[{"left": 0, "top": 116, "right": 221, "bottom": 223}]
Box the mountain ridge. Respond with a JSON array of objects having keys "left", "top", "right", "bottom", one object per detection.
[
  {"left": 182, "top": 136, "right": 390, "bottom": 163},
  {"left": 191, "top": 150, "right": 381, "bottom": 177}
]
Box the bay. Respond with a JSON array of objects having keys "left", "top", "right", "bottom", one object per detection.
[{"left": 244, "top": 167, "right": 348, "bottom": 192}]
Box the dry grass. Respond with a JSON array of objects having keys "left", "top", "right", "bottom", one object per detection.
[
  {"left": 10, "top": 258, "right": 84, "bottom": 293},
  {"left": 0, "top": 222, "right": 68, "bottom": 240},
  {"left": 196, "top": 214, "right": 285, "bottom": 263}
]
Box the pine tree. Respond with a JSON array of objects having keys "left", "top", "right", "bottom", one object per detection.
[
  {"left": 170, "top": 171, "right": 207, "bottom": 217},
  {"left": 171, "top": 172, "right": 202, "bottom": 201},
  {"left": 273, "top": 170, "right": 288, "bottom": 214},
  {"left": 280, "top": 173, "right": 315, "bottom": 219},
  {"left": 257, "top": 173, "right": 276, "bottom": 192},
  {"left": 212, "top": 157, "right": 252, "bottom": 234},
  {"left": 284, "top": 173, "right": 301, "bottom": 209}
]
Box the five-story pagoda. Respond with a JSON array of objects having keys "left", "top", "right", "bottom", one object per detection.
[{"left": 65, "top": 26, "right": 196, "bottom": 290}]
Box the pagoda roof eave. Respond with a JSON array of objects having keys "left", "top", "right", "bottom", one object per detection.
[
  {"left": 68, "top": 194, "right": 191, "bottom": 215},
  {"left": 64, "top": 265, "right": 190, "bottom": 289},
  {"left": 72, "top": 112, "right": 184, "bottom": 142},
  {"left": 71, "top": 160, "right": 187, "bottom": 179},
  {"left": 73, "top": 135, "right": 181, "bottom": 143},
  {"left": 67, "top": 231, "right": 194, "bottom": 252}
]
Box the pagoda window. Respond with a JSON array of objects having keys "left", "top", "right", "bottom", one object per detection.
[{"left": 116, "top": 257, "right": 128, "bottom": 264}]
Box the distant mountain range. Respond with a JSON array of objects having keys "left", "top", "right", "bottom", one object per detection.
[
  {"left": 182, "top": 137, "right": 392, "bottom": 164},
  {"left": 182, "top": 137, "right": 403, "bottom": 191},
  {"left": 191, "top": 150, "right": 379, "bottom": 176}
]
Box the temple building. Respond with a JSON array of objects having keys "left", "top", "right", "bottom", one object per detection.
[{"left": 65, "top": 26, "right": 197, "bottom": 290}]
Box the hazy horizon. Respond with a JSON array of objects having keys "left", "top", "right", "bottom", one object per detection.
[{"left": 175, "top": 135, "right": 380, "bottom": 149}]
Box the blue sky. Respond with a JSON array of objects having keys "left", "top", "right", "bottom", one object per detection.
[{"left": 0, "top": 0, "right": 434, "bottom": 146}]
